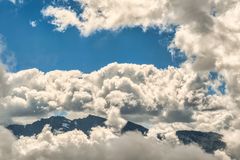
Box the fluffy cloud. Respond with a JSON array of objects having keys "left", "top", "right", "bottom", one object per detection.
[
  {"left": 223, "top": 130, "right": 240, "bottom": 159},
  {"left": 105, "top": 107, "right": 127, "bottom": 132},
  {"left": 0, "top": 126, "right": 16, "bottom": 160},
  {"left": 41, "top": 0, "right": 219, "bottom": 36},
  {"left": 0, "top": 126, "right": 226, "bottom": 160},
  {"left": 42, "top": 6, "right": 81, "bottom": 32},
  {"left": 0, "top": 63, "right": 223, "bottom": 126},
  {"left": 42, "top": 0, "right": 169, "bottom": 36}
]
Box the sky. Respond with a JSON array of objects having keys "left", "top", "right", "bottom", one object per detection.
[
  {"left": 0, "top": 0, "right": 184, "bottom": 72},
  {"left": 1, "top": 0, "right": 240, "bottom": 160}
]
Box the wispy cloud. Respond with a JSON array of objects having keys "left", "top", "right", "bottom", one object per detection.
[{"left": 29, "top": 20, "right": 37, "bottom": 28}]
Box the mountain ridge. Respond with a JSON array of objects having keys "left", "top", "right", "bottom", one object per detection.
[
  {"left": 7, "top": 115, "right": 226, "bottom": 153},
  {"left": 7, "top": 114, "right": 148, "bottom": 137}
]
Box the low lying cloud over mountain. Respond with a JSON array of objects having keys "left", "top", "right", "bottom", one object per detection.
[{"left": 1, "top": 126, "right": 227, "bottom": 160}]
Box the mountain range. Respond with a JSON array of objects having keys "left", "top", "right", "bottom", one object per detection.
[{"left": 7, "top": 115, "right": 226, "bottom": 153}]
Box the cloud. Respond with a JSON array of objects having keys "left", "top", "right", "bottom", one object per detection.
[
  {"left": 29, "top": 21, "right": 37, "bottom": 28},
  {"left": 0, "top": 126, "right": 16, "bottom": 160},
  {"left": 0, "top": 126, "right": 226, "bottom": 160},
  {"left": 169, "top": 1, "right": 240, "bottom": 122},
  {"left": 0, "top": 35, "right": 6, "bottom": 54},
  {"left": 105, "top": 107, "right": 127, "bottom": 132},
  {"left": 41, "top": 0, "right": 169, "bottom": 36},
  {"left": 223, "top": 130, "right": 240, "bottom": 159},
  {"left": 8, "top": 0, "right": 16, "bottom": 4},
  {"left": 4, "top": 0, "right": 24, "bottom": 4},
  {"left": 0, "top": 35, "right": 16, "bottom": 71},
  {"left": 41, "top": 0, "right": 216, "bottom": 36},
  {"left": 0, "top": 36, "right": 11, "bottom": 97},
  {"left": 0, "top": 63, "right": 214, "bottom": 125},
  {"left": 42, "top": 6, "right": 82, "bottom": 32}
]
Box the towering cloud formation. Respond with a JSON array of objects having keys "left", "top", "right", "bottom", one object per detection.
[
  {"left": 0, "top": 63, "right": 192, "bottom": 123},
  {"left": 0, "top": 62, "right": 232, "bottom": 130}
]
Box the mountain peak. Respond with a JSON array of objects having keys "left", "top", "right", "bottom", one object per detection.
[
  {"left": 176, "top": 130, "right": 226, "bottom": 153},
  {"left": 7, "top": 114, "right": 148, "bottom": 137}
]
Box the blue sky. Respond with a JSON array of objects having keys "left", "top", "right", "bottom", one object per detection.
[{"left": 0, "top": 0, "right": 184, "bottom": 72}]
